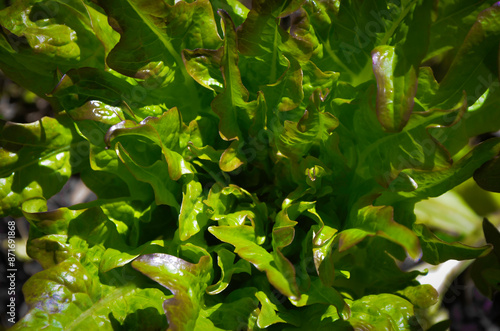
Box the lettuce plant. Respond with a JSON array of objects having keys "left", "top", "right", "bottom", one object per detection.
[{"left": 1, "top": 0, "right": 500, "bottom": 329}]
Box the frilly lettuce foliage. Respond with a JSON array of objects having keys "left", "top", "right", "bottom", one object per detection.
[{"left": 1, "top": 0, "right": 500, "bottom": 329}]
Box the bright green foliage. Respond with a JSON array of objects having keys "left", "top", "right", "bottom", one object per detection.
[{"left": 1, "top": 0, "right": 500, "bottom": 330}]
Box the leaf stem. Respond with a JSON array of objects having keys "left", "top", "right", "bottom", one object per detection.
[{"left": 379, "top": 0, "right": 418, "bottom": 46}]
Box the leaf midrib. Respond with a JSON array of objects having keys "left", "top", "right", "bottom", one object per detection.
[
  {"left": 379, "top": 0, "right": 419, "bottom": 45},
  {"left": 66, "top": 285, "right": 136, "bottom": 330},
  {"left": 125, "top": 0, "right": 200, "bottom": 106},
  {"left": 0, "top": 144, "right": 72, "bottom": 177},
  {"left": 433, "top": 1, "right": 486, "bottom": 26}
]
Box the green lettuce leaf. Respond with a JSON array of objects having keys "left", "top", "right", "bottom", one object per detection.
[
  {"left": 0, "top": 0, "right": 117, "bottom": 99},
  {"left": 0, "top": 116, "right": 84, "bottom": 216},
  {"left": 11, "top": 198, "right": 170, "bottom": 330},
  {"left": 209, "top": 224, "right": 301, "bottom": 300},
  {"left": 11, "top": 258, "right": 168, "bottom": 331},
  {"left": 132, "top": 252, "right": 213, "bottom": 330},
  {"left": 2, "top": 1, "right": 500, "bottom": 330}
]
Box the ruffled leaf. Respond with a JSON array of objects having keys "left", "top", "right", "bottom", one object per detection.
[{"left": 132, "top": 253, "right": 212, "bottom": 331}]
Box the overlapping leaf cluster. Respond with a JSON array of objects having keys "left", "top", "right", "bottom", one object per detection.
[{"left": 1, "top": 0, "right": 500, "bottom": 329}]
